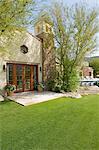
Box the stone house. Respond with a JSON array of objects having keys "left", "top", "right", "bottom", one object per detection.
[
  {"left": 0, "top": 21, "right": 55, "bottom": 92},
  {"left": 80, "top": 61, "right": 93, "bottom": 79},
  {"left": 0, "top": 20, "right": 94, "bottom": 93},
  {"left": 80, "top": 67, "right": 93, "bottom": 78}
]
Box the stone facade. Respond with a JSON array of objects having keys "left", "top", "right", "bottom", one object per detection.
[
  {"left": 34, "top": 21, "right": 55, "bottom": 89},
  {"left": 42, "top": 35, "right": 55, "bottom": 89},
  {"left": 0, "top": 31, "right": 42, "bottom": 89},
  {"left": 0, "top": 20, "right": 55, "bottom": 91}
]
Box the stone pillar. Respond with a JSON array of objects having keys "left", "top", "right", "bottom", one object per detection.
[{"left": 42, "top": 34, "right": 56, "bottom": 90}]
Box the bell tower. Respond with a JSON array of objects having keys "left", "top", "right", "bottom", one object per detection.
[
  {"left": 34, "top": 20, "right": 55, "bottom": 89},
  {"left": 34, "top": 20, "right": 52, "bottom": 39}
]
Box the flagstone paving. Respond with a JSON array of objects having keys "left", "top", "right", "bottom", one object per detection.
[
  {"left": 7, "top": 86, "right": 99, "bottom": 106},
  {"left": 8, "top": 91, "right": 64, "bottom": 106}
]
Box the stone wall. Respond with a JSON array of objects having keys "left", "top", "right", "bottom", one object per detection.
[{"left": 42, "top": 34, "right": 56, "bottom": 89}]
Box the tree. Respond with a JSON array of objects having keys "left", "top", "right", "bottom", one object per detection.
[
  {"left": 0, "top": 0, "right": 44, "bottom": 54},
  {"left": 0, "top": 0, "right": 36, "bottom": 35},
  {"left": 89, "top": 58, "right": 99, "bottom": 77},
  {"left": 0, "top": 0, "right": 35, "bottom": 54},
  {"left": 48, "top": 2, "right": 98, "bottom": 91}
]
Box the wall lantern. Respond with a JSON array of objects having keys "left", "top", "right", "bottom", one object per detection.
[
  {"left": 3, "top": 65, "right": 6, "bottom": 72},
  {"left": 40, "top": 66, "right": 42, "bottom": 72}
]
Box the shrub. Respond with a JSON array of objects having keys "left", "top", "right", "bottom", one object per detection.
[
  {"left": 96, "top": 81, "right": 99, "bottom": 87},
  {"left": 46, "top": 80, "right": 55, "bottom": 91},
  {"left": 61, "top": 69, "right": 80, "bottom": 92},
  {"left": 53, "top": 85, "right": 61, "bottom": 92},
  {"left": 4, "top": 84, "right": 16, "bottom": 92},
  {"left": 38, "top": 83, "right": 44, "bottom": 89},
  {"left": 67, "top": 69, "right": 80, "bottom": 92}
]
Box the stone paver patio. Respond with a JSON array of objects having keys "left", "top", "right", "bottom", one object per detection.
[
  {"left": 7, "top": 86, "right": 99, "bottom": 106},
  {"left": 79, "top": 86, "right": 99, "bottom": 95},
  {"left": 8, "top": 91, "right": 64, "bottom": 106}
]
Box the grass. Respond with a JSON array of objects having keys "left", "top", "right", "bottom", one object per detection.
[{"left": 0, "top": 95, "right": 99, "bottom": 150}]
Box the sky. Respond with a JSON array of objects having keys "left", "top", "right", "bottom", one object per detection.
[
  {"left": 63, "top": 0, "right": 98, "bottom": 6},
  {"left": 37, "top": 0, "right": 99, "bottom": 56},
  {"left": 65, "top": 0, "right": 99, "bottom": 57},
  {"left": 46, "top": 0, "right": 99, "bottom": 7}
]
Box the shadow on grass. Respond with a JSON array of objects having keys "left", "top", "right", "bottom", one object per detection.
[{"left": 0, "top": 98, "right": 12, "bottom": 105}]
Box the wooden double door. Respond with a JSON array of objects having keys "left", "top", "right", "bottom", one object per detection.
[{"left": 7, "top": 63, "right": 38, "bottom": 92}]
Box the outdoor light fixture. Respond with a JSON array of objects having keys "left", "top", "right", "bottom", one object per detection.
[
  {"left": 40, "top": 66, "right": 42, "bottom": 72},
  {"left": 3, "top": 65, "right": 6, "bottom": 72}
]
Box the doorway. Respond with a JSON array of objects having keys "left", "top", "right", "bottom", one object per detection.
[{"left": 7, "top": 63, "right": 38, "bottom": 92}]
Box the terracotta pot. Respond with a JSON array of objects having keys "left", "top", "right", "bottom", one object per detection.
[{"left": 7, "top": 91, "right": 14, "bottom": 96}]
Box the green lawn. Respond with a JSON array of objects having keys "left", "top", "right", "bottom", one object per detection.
[{"left": 0, "top": 95, "right": 99, "bottom": 150}]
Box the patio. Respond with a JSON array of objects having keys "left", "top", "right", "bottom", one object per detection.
[{"left": 8, "top": 91, "right": 64, "bottom": 106}]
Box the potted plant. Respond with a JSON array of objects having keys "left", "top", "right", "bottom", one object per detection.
[
  {"left": 96, "top": 81, "right": 99, "bottom": 87},
  {"left": 4, "top": 84, "right": 16, "bottom": 96},
  {"left": 38, "top": 83, "right": 44, "bottom": 92}
]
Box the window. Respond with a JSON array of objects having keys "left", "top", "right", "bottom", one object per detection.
[
  {"left": 7, "top": 64, "right": 13, "bottom": 84},
  {"left": 20, "top": 45, "right": 28, "bottom": 54},
  {"left": 46, "top": 25, "right": 49, "bottom": 32},
  {"left": 50, "top": 27, "right": 52, "bottom": 32},
  {"left": 89, "top": 72, "right": 91, "bottom": 76},
  {"left": 37, "top": 26, "right": 40, "bottom": 33}
]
